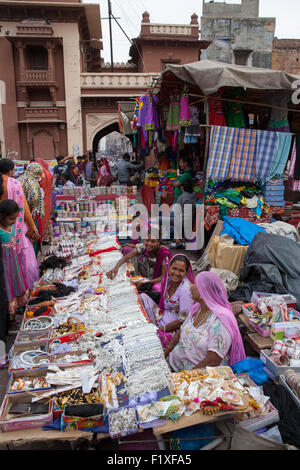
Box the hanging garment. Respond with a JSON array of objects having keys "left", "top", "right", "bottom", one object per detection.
[
  {"left": 267, "top": 132, "right": 292, "bottom": 180},
  {"left": 267, "top": 91, "right": 291, "bottom": 133},
  {"left": 227, "top": 128, "right": 257, "bottom": 182},
  {"left": 255, "top": 130, "right": 279, "bottom": 182},
  {"left": 294, "top": 133, "right": 300, "bottom": 180},
  {"left": 208, "top": 89, "right": 226, "bottom": 127},
  {"left": 288, "top": 141, "right": 300, "bottom": 191},
  {"left": 132, "top": 97, "right": 143, "bottom": 132},
  {"left": 166, "top": 92, "right": 180, "bottom": 132},
  {"left": 144, "top": 94, "right": 159, "bottom": 133},
  {"left": 137, "top": 93, "right": 151, "bottom": 143},
  {"left": 223, "top": 87, "right": 245, "bottom": 129},
  {"left": 179, "top": 85, "right": 192, "bottom": 127},
  {"left": 206, "top": 126, "right": 235, "bottom": 181}
]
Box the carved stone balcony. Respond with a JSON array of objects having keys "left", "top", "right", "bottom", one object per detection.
[
  {"left": 24, "top": 107, "right": 58, "bottom": 120},
  {"left": 81, "top": 72, "right": 159, "bottom": 91},
  {"left": 18, "top": 70, "right": 56, "bottom": 87}
]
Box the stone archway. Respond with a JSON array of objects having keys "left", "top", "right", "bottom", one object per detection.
[
  {"left": 92, "top": 121, "right": 120, "bottom": 155},
  {"left": 86, "top": 113, "right": 119, "bottom": 152}
]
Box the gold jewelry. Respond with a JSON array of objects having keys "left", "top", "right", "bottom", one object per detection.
[{"left": 194, "top": 307, "right": 210, "bottom": 327}]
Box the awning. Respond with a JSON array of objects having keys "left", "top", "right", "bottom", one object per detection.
[{"left": 164, "top": 59, "right": 300, "bottom": 96}]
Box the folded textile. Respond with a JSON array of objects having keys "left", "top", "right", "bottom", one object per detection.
[{"left": 221, "top": 217, "right": 266, "bottom": 246}]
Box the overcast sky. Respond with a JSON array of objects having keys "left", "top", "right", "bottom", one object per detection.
[{"left": 84, "top": 0, "right": 300, "bottom": 63}]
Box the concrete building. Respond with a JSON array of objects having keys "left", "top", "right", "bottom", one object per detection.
[
  {"left": 201, "top": 0, "right": 275, "bottom": 69},
  {"left": 0, "top": 0, "right": 210, "bottom": 160}
]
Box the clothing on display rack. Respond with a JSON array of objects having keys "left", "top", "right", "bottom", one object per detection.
[
  {"left": 223, "top": 88, "right": 245, "bottom": 129},
  {"left": 208, "top": 89, "right": 226, "bottom": 127},
  {"left": 267, "top": 91, "right": 291, "bottom": 133}
]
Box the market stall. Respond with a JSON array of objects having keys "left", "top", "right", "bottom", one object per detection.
[
  {"left": 0, "top": 207, "right": 287, "bottom": 449},
  {"left": 125, "top": 60, "right": 300, "bottom": 254}
]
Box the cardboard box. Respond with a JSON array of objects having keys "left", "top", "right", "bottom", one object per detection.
[{"left": 0, "top": 393, "right": 53, "bottom": 432}]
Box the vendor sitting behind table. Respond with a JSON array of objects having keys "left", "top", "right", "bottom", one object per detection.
[
  {"left": 172, "top": 155, "right": 194, "bottom": 201},
  {"left": 106, "top": 229, "right": 171, "bottom": 303},
  {"left": 169, "top": 180, "right": 198, "bottom": 249},
  {"left": 164, "top": 271, "right": 246, "bottom": 371}
]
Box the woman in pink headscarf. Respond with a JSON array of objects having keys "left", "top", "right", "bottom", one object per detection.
[
  {"left": 96, "top": 158, "right": 114, "bottom": 186},
  {"left": 140, "top": 254, "right": 195, "bottom": 347},
  {"left": 165, "top": 271, "right": 246, "bottom": 371}
]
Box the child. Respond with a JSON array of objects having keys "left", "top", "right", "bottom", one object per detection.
[{"left": 0, "top": 200, "right": 29, "bottom": 318}]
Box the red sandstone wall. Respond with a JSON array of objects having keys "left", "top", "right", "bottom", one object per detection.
[
  {"left": 0, "top": 38, "right": 21, "bottom": 157},
  {"left": 138, "top": 43, "right": 201, "bottom": 73}
]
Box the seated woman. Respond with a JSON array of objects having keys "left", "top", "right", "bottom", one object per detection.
[
  {"left": 140, "top": 254, "right": 195, "bottom": 347},
  {"left": 120, "top": 212, "right": 151, "bottom": 256},
  {"left": 165, "top": 271, "right": 246, "bottom": 371},
  {"left": 106, "top": 230, "right": 171, "bottom": 303}
]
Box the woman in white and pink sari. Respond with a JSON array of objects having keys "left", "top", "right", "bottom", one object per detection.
[{"left": 140, "top": 254, "right": 195, "bottom": 347}]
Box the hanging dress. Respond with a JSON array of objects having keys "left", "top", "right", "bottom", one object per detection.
[
  {"left": 223, "top": 87, "right": 245, "bottom": 128},
  {"left": 145, "top": 94, "right": 160, "bottom": 146},
  {"left": 208, "top": 88, "right": 226, "bottom": 127}
]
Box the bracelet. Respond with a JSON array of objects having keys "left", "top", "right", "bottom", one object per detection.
[
  {"left": 165, "top": 346, "right": 172, "bottom": 351},
  {"left": 163, "top": 326, "right": 166, "bottom": 333}
]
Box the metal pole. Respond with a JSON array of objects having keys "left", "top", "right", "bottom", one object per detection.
[{"left": 108, "top": 0, "right": 114, "bottom": 73}]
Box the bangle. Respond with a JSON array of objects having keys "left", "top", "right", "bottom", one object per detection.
[
  {"left": 163, "top": 326, "right": 166, "bottom": 333},
  {"left": 165, "top": 346, "right": 172, "bottom": 351}
]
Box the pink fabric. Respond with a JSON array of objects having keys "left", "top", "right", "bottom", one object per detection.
[
  {"left": 193, "top": 271, "right": 246, "bottom": 366},
  {"left": 159, "top": 254, "right": 194, "bottom": 310},
  {"left": 7, "top": 177, "right": 39, "bottom": 289},
  {"left": 122, "top": 245, "right": 135, "bottom": 257},
  {"left": 102, "top": 158, "right": 112, "bottom": 176}
]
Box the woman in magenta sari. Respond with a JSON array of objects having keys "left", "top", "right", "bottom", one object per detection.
[
  {"left": 107, "top": 231, "right": 171, "bottom": 303},
  {"left": 96, "top": 158, "right": 113, "bottom": 186},
  {"left": 141, "top": 254, "right": 195, "bottom": 347},
  {"left": 165, "top": 271, "right": 246, "bottom": 371}
]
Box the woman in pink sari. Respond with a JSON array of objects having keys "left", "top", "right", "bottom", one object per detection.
[
  {"left": 140, "top": 254, "right": 195, "bottom": 347},
  {"left": 165, "top": 271, "right": 246, "bottom": 371},
  {"left": 7, "top": 177, "right": 40, "bottom": 290},
  {"left": 0, "top": 159, "right": 39, "bottom": 291},
  {"left": 96, "top": 158, "right": 114, "bottom": 186}
]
